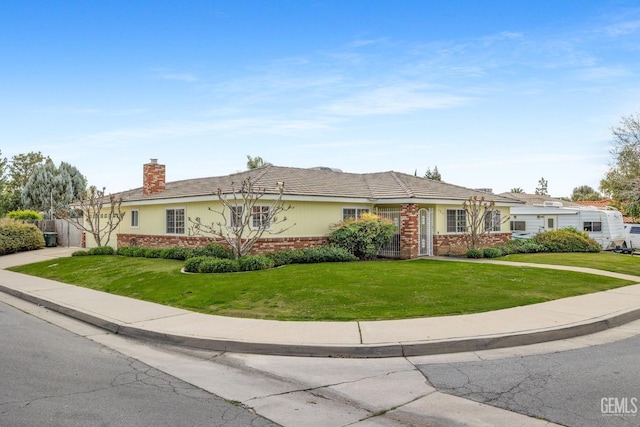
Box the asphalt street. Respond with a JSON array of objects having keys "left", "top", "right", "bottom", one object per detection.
[
  {"left": 418, "top": 334, "right": 640, "bottom": 427},
  {"left": 0, "top": 300, "right": 279, "bottom": 427}
]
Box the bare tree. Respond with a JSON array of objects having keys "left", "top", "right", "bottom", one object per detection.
[
  {"left": 57, "top": 186, "right": 124, "bottom": 247},
  {"left": 462, "top": 196, "right": 508, "bottom": 250},
  {"left": 189, "top": 178, "right": 295, "bottom": 259}
]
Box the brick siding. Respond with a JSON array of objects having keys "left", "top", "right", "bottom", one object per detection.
[
  {"left": 433, "top": 232, "right": 511, "bottom": 256},
  {"left": 400, "top": 203, "right": 419, "bottom": 259},
  {"left": 116, "top": 233, "right": 327, "bottom": 254}
]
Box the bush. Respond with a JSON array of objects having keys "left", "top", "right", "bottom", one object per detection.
[
  {"left": 71, "top": 250, "right": 89, "bottom": 256},
  {"left": 142, "top": 248, "right": 164, "bottom": 258},
  {"left": 117, "top": 246, "right": 148, "bottom": 257},
  {"left": 328, "top": 213, "right": 397, "bottom": 260},
  {"left": 238, "top": 255, "right": 275, "bottom": 271},
  {"left": 185, "top": 256, "right": 242, "bottom": 274},
  {"left": 183, "top": 256, "right": 210, "bottom": 273},
  {"left": 466, "top": 248, "right": 483, "bottom": 258},
  {"left": 265, "top": 249, "right": 306, "bottom": 266},
  {"left": 0, "top": 219, "right": 45, "bottom": 255},
  {"left": 300, "top": 246, "right": 358, "bottom": 263},
  {"left": 500, "top": 239, "right": 548, "bottom": 254},
  {"left": 6, "top": 210, "right": 43, "bottom": 220},
  {"left": 191, "top": 243, "right": 234, "bottom": 259},
  {"left": 533, "top": 229, "right": 601, "bottom": 253},
  {"left": 482, "top": 247, "right": 504, "bottom": 258},
  {"left": 160, "top": 247, "right": 192, "bottom": 260},
  {"left": 88, "top": 246, "right": 115, "bottom": 255}
]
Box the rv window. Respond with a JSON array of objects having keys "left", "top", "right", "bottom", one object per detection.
[
  {"left": 631, "top": 226, "right": 640, "bottom": 235},
  {"left": 510, "top": 220, "right": 526, "bottom": 231},
  {"left": 583, "top": 221, "right": 602, "bottom": 232},
  {"left": 547, "top": 218, "right": 554, "bottom": 229}
]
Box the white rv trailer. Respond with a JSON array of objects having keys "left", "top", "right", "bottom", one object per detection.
[{"left": 510, "top": 201, "right": 626, "bottom": 250}]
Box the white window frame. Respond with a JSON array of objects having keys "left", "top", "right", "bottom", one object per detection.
[
  {"left": 446, "top": 209, "right": 466, "bottom": 233},
  {"left": 130, "top": 209, "right": 139, "bottom": 228},
  {"left": 251, "top": 205, "right": 271, "bottom": 230},
  {"left": 165, "top": 207, "right": 186, "bottom": 235},
  {"left": 484, "top": 210, "right": 501, "bottom": 232},
  {"left": 230, "top": 206, "right": 243, "bottom": 229},
  {"left": 510, "top": 220, "right": 526, "bottom": 231},
  {"left": 342, "top": 207, "right": 370, "bottom": 221}
]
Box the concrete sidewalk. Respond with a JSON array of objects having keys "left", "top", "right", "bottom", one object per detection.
[{"left": 2, "top": 247, "right": 640, "bottom": 358}]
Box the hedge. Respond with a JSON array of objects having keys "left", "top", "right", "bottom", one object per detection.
[{"left": 0, "top": 218, "right": 45, "bottom": 255}]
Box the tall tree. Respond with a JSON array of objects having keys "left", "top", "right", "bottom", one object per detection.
[
  {"left": 246, "top": 155, "right": 268, "bottom": 170},
  {"left": 424, "top": 166, "right": 442, "bottom": 181},
  {"left": 535, "top": 177, "right": 549, "bottom": 196},
  {"left": 1, "top": 151, "right": 48, "bottom": 213},
  {"left": 570, "top": 185, "right": 602, "bottom": 202},
  {"left": 600, "top": 113, "right": 640, "bottom": 220},
  {"left": 22, "top": 159, "right": 87, "bottom": 217}
]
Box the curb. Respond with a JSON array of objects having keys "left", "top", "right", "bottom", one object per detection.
[{"left": 3, "top": 283, "right": 640, "bottom": 358}]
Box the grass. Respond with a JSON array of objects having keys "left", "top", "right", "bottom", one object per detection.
[
  {"left": 501, "top": 252, "right": 640, "bottom": 277},
  {"left": 9, "top": 255, "right": 636, "bottom": 321}
]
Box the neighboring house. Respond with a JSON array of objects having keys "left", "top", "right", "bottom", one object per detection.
[{"left": 96, "top": 160, "right": 522, "bottom": 258}]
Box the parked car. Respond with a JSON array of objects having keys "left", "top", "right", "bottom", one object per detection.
[{"left": 624, "top": 224, "right": 640, "bottom": 249}]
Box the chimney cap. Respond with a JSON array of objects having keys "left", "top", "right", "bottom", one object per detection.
[{"left": 150, "top": 158, "right": 158, "bottom": 164}]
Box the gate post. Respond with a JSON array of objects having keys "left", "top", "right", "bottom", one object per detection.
[{"left": 400, "top": 203, "right": 419, "bottom": 259}]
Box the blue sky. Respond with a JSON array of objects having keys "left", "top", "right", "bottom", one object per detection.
[{"left": 2, "top": 1, "right": 640, "bottom": 197}]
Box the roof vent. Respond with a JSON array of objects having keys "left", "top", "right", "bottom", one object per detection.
[{"left": 543, "top": 201, "right": 563, "bottom": 208}]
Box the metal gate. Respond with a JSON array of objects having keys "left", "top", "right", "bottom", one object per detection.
[
  {"left": 419, "top": 208, "right": 433, "bottom": 256},
  {"left": 375, "top": 207, "right": 401, "bottom": 258}
]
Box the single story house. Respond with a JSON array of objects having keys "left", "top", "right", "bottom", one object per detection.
[{"left": 94, "top": 160, "right": 522, "bottom": 258}]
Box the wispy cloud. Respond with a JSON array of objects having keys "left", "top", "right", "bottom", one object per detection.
[{"left": 324, "top": 84, "right": 472, "bottom": 116}]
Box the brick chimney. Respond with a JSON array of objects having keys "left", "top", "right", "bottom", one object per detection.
[{"left": 143, "top": 159, "right": 166, "bottom": 195}]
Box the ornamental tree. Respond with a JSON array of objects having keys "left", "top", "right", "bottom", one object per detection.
[{"left": 189, "top": 178, "right": 294, "bottom": 259}]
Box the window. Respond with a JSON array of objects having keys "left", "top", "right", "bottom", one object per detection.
[
  {"left": 484, "top": 210, "right": 501, "bottom": 232},
  {"left": 547, "top": 218, "right": 554, "bottom": 229},
  {"left": 630, "top": 226, "right": 640, "bottom": 235},
  {"left": 252, "top": 206, "right": 270, "bottom": 229},
  {"left": 230, "top": 206, "right": 243, "bottom": 228},
  {"left": 342, "top": 207, "right": 370, "bottom": 221},
  {"left": 583, "top": 221, "right": 602, "bottom": 232},
  {"left": 510, "top": 220, "right": 526, "bottom": 231},
  {"left": 446, "top": 209, "right": 466, "bottom": 233},
  {"left": 166, "top": 208, "right": 185, "bottom": 234},
  {"left": 130, "top": 210, "right": 139, "bottom": 228}
]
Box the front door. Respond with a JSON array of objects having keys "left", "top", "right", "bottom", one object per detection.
[{"left": 419, "top": 208, "right": 433, "bottom": 256}]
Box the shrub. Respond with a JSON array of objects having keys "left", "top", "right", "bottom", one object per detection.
[
  {"left": 6, "top": 210, "right": 43, "bottom": 220},
  {"left": 191, "top": 243, "right": 234, "bottom": 259},
  {"left": 71, "top": 250, "right": 89, "bottom": 256},
  {"left": 265, "top": 249, "right": 306, "bottom": 266},
  {"left": 300, "top": 246, "right": 357, "bottom": 263},
  {"left": 88, "top": 246, "right": 115, "bottom": 255},
  {"left": 466, "top": 248, "right": 483, "bottom": 258},
  {"left": 184, "top": 256, "right": 210, "bottom": 273},
  {"left": 500, "top": 239, "right": 547, "bottom": 254},
  {"left": 142, "top": 248, "right": 164, "bottom": 258},
  {"left": 0, "top": 219, "right": 45, "bottom": 255},
  {"left": 328, "top": 213, "right": 397, "bottom": 260},
  {"left": 197, "top": 258, "right": 239, "bottom": 273},
  {"left": 238, "top": 255, "right": 275, "bottom": 271},
  {"left": 160, "top": 247, "right": 192, "bottom": 260},
  {"left": 117, "top": 246, "right": 148, "bottom": 257},
  {"left": 533, "top": 229, "right": 601, "bottom": 253},
  {"left": 482, "top": 247, "right": 504, "bottom": 258}
]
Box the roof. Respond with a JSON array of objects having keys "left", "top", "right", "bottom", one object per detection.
[
  {"left": 498, "top": 192, "right": 583, "bottom": 207},
  {"left": 116, "top": 165, "right": 521, "bottom": 204},
  {"left": 575, "top": 199, "right": 613, "bottom": 208}
]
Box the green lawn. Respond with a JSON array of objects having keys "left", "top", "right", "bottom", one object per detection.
[
  {"left": 9, "top": 255, "right": 635, "bottom": 321},
  {"left": 501, "top": 252, "right": 640, "bottom": 277}
]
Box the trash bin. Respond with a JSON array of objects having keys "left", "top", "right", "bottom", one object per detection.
[{"left": 43, "top": 232, "right": 57, "bottom": 247}]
